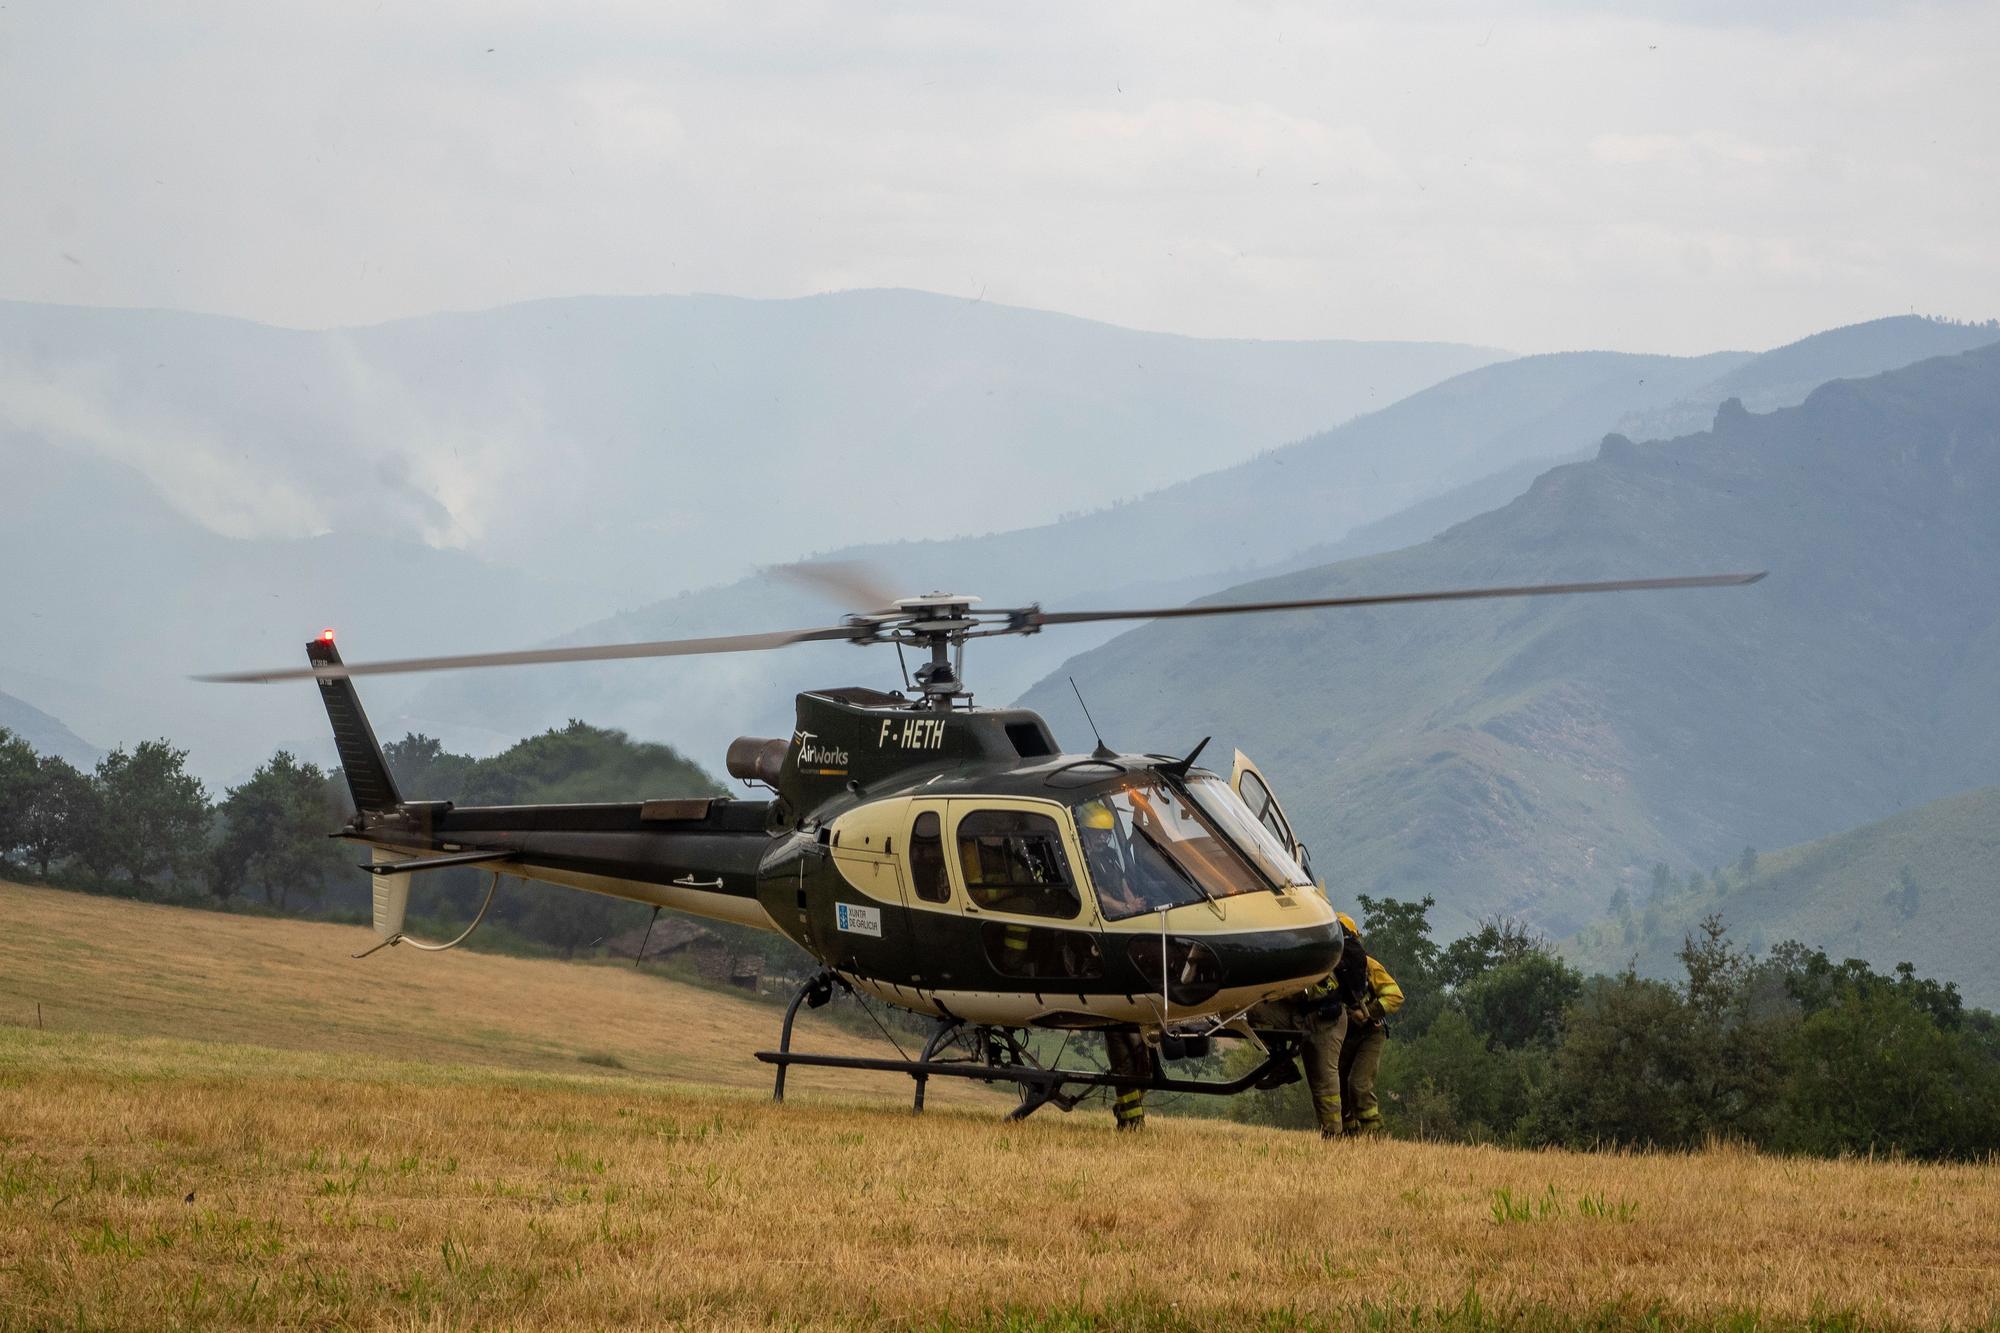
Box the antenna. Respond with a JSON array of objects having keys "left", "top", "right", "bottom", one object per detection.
[{"left": 1070, "top": 677, "right": 1117, "bottom": 760}]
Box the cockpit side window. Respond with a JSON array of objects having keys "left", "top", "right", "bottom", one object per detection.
[
  {"left": 910, "top": 810, "right": 950, "bottom": 903},
  {"left": 954, "top": 809, "right": 1081, "bottom": 919},
  {"left": 1073, "top": 778, "right": 1298, "bottom": 920},
  {"left": 1075, "top": 794, "right": 1202, "bottom": 920}
]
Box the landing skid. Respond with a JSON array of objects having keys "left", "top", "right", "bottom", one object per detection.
[{"left": 756, "top": 971, "right": 1304, "bottom": 1121}]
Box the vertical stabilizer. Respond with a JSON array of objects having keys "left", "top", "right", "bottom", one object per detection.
[{"left": 307, "top": 634, "right": 403, "bottom": 814}]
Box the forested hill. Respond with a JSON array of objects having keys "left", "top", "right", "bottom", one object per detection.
[
  {"left": 1566, "top": 786, "right": 2000, "bottom": 1009},
  {"left": 1021, "top": 340, "right": 2000, "bottom": 938}
]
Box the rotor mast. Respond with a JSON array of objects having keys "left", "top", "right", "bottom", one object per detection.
[{"left": 863, "top": 594, "right": 991, "bottom": 709}]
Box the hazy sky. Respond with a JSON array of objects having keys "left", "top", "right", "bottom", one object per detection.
[{"left": 3, "top": 1, "right": 1995, "bottom": 354}]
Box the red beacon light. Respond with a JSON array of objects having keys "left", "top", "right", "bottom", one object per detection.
[{"left": 319, "top": 629, "right": 336, "bottom": 643}]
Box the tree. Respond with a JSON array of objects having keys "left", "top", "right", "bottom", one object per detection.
[
  {"left": 0, "top": 728, "right": 38, "bottom": 860},
  {"left": 1538, "top": 972, "right": 1700, "bottom": 1149},
  {"left": 1895, "top": 865, "right": 1920, "bottom": 920},
  {"left": 87, "top": 741, "right": 209, "bottom": 892},
  {"left": 1736, "top": 846, "right": 1759, "bottom": 882},
  {"left": 1648, "top": 862, "right": 1673, "bottom": 903},
  {"left": 1354, "top": 893, "right": 1439, "bottom": 995},
  {"left": 1437, "top": 917, "right": 1544, "bottom": 990},
  {"left": 462, "top": 720, "right": 719, "bottom": 805},
  {"left": 517, "top": 885, "right": 619, "bottom": 960},
  {"left": 1460, "top": 953, "right": 1582, "bottom": 1051},
  {"left": 1675, "top": 916, "right": 1786, "bottom": 1142},
  {"left": 1679, "top": 914, "right": 1746, "bottom": 1021},
  {"left": 1641, "top": 901, "right": 1663, "bottom": 943},
  {"left": 1761, "top": 942, "right": 1963, "bottom": 1031},
  {"left": 18, "top": 753, "right": 95, "bottom": 877},
  {"left": 381, "top": 733, "right": 478, "bottom": 806},
  {"left": 208, "top": 831, "right": 250, "bottom": 906},
  {"left": 214, "top": 751, "right": 344, "bottom": 910},
  {"left": 1777, "top": 988, "right": 2000, "bottom": 1159},
  {"left": 1377, "top": 1007, "right": 1527, "bottom": 1142}
]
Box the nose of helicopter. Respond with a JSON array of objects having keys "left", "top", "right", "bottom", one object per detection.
[
  {"left": 1217, "top": 904, "right": 1344, "bottom": 996},
  {"left": 1128, "top": 895, "right": 1344, "bottom": 1009}
]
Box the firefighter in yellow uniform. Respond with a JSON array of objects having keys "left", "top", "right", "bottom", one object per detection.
[
  {"left": 1105, "top": 1030, "right": 1149, "bottom": 1131},
  {"left": 1244, "top": 911, "right": 1365, "bottom": 1136},
  {"left": 1339, "top": 945, "right": 1404, "bottom": 1135}
]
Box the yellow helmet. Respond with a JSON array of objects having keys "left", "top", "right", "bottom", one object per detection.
[
  {"left": 1336, "top": 911, "right": 1360, "bottom": 935},
  {"left": 1077, "top": 799, "right": 1116, "bottom": 831}
]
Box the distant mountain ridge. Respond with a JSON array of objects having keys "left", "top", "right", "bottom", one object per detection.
[
  {"left": 401, "top": 345, "right": 1737, "bottom": 762},
  {"left": 0, "top": 289, "right": 1504, "bottom": 593},
  {"left": 1019, "top": 338, "right": 2000, "bottom": 937},
  {"left": 4, "top": 294, "right": 1989, "bottom": 792},
  {"left": 405, "top": 317, "right": 1998, "bottom": 772},
  {"left": 0, "top": 690, "right": 101, "bottom": 769},
  {"left": 0, "top": 288, "right": 1504, "bottom": 783}
]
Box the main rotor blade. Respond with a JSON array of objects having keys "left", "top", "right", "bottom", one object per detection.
[
  {"left": 768, "top": 559, "right": 900, "bottom": 615},
  {"left": 195, "top": 624, "right": 861, "bottom": 684},
  {"left": 1025, "top": 571, "right": 1766, "bottom": 629}
]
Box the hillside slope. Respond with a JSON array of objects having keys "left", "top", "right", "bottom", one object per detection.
[
  {"left": 0, "top": 690, "right": 100, "bottom": 769},
  {"left": 1020, "top": 341, "right": 2000, "bottom": 936},
  {"left": 0, "top": 880, "right": 990, "bottom": 1107},
  {"left": 1567, "top": 786, "right": 2000, "bottom": 1007}
]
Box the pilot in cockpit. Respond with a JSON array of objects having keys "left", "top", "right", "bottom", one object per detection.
[{"left": 1075, "top": 797, "right": 1146, "bottom": 919}]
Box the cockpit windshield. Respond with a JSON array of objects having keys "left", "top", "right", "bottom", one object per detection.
[
  {"left": 1072, "top": 778, "right": 1281, "bottom": 920},
  {"left": 1183, "top": 774, "right": 1314, "bottom": 890}
]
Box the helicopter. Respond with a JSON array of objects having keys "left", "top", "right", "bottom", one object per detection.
[{"left": 201, "top": 565, "right": 1763, "bottom": 1119}]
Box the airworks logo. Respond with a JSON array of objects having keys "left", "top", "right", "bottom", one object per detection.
[{"left": 792, "top": 728, "right": 850, "bottom": 769}]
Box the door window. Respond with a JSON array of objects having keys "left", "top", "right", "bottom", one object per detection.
[
  {"left": 1237, "top": 769, "right": 1294, "bottom": 851},
  {"left": 954, "top": 809, "right": 1081, "bottom": 919},
  {"left": 909, "top": 810, "right": 950, "bottom": 903}
]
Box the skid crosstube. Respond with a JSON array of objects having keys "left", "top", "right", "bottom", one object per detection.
[{"left": 754, "top": 1036, "right": 1302, "bottom": 1099}]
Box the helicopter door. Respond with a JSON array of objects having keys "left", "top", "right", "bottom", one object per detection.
[
  {"left": 901, "top": 800, "right": 967, "bottom": 991},
  {"left": 1231, "top": 750, "right": 1315, "bottom": 885},
  {"left": 945, "top": 800, "right": 1107, "bottom": 987},
  {"left": 827, "top": 838, "right": 911, "bottom": 981}
]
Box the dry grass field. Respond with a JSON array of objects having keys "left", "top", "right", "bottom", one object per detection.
[{"left": 3, "top": 881, "right": 1999, "bottom": 1331}]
